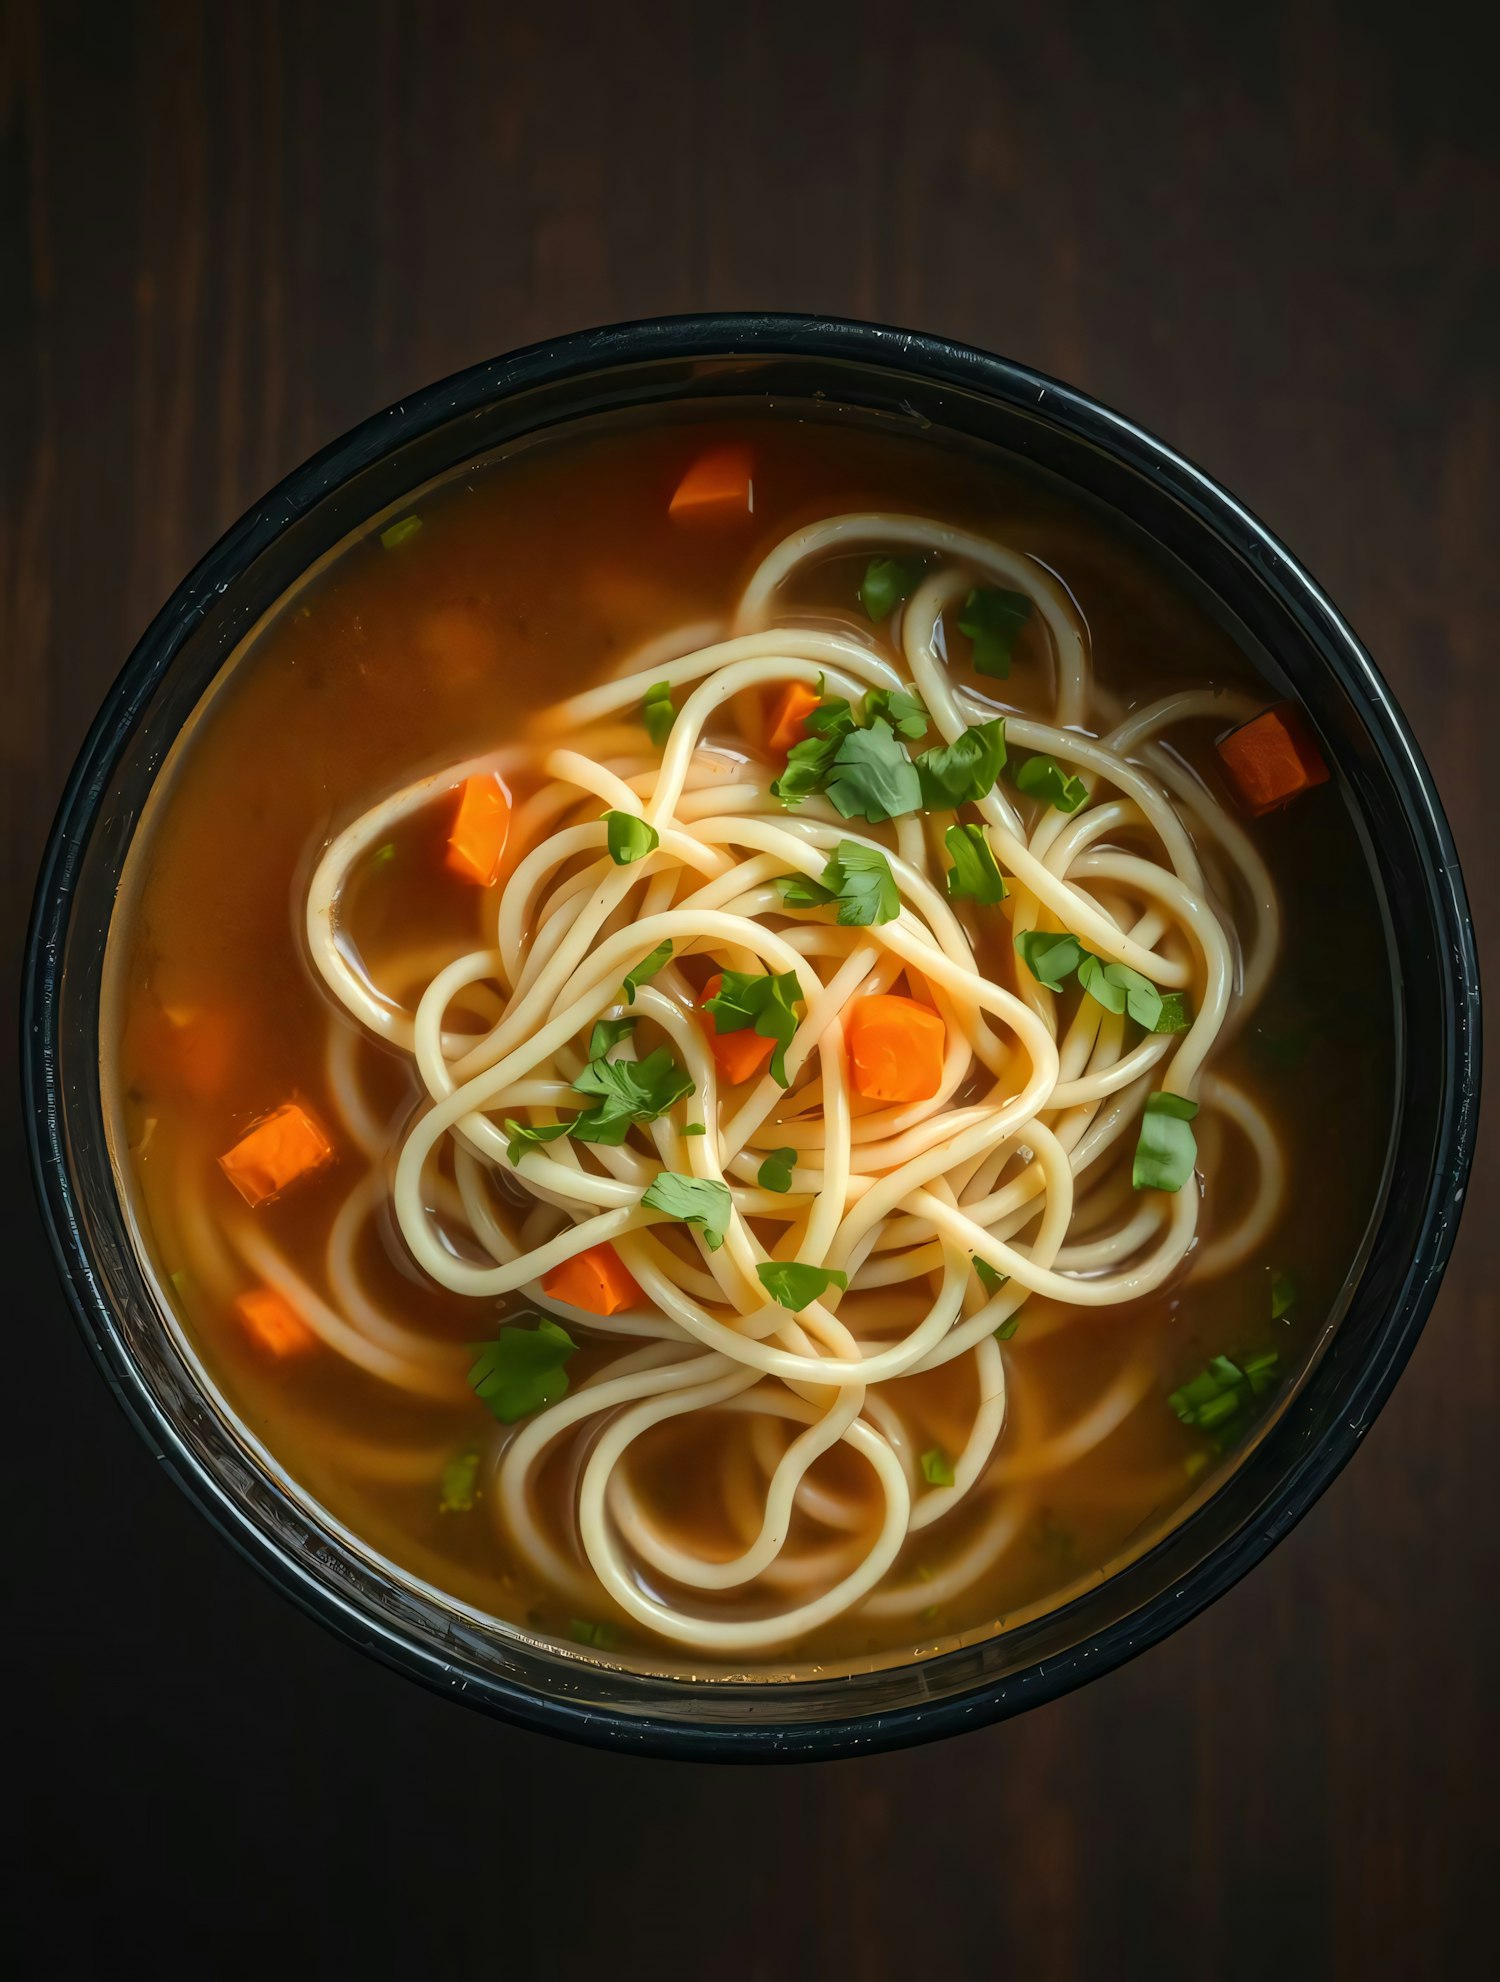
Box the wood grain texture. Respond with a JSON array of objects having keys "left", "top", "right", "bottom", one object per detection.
[{"left": 3, "top": 2, "right": 1494, "bottom": 1975}]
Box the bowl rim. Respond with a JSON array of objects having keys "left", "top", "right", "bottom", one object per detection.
[{"left": 22, "top": 311, "right": 1482, "bottom": 1761}]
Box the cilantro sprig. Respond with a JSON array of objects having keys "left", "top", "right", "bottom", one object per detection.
[
  {"left": 859, "top": 556, "right": 923, "bottom": 621},
  {"left": 604, "top": 810, "right": 659, "bottom": 865},
  {"left": 470, "top": 1319, "right": 577, "bottom": 1423},
  {"left": 703, "top": 968, "right": 805, "bottom": 1087},
  {"left": 641, "top": 1171, "right": 733, "bottom": 1251},
  {"left": 1132, "top": 1091, "right": 1199, "bottom": 1192},
  {"left": 756, "top": 1260, "right": 849, "bottom": 1310},
  {"left": 958, "top": 587, "right": 1032, "bottom": 679},
  {"left": 1015, "top": 754, "right": 1087, "bottom": 813},
  {"left": 641, "top": 680, "right": 676, "bottom": 746},
  {"left": 944, "top": 823, "right": 1006, "bottom": 904}
]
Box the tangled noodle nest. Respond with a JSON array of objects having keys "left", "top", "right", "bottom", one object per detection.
[{"left": 209, "top": 512, "right": 1286, "bottom": 1657}]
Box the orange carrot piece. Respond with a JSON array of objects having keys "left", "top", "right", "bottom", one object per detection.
[
  {"left": 542, "top": 1243, "right": 638, "bottom": 1317},
  {"left": 668, "top": 445, "right": 754, "bottom": 524},
  {"left": 446, "top": 772, "right": 511, "bottom": 885},
  {"left": 846, "top": 994, "right": 946, "bottom": 1103},
  {"left": 233, "top": 1287, "right": 317, "bottom": 1357},
  {"left": 767, "top": 682, "right": 821, "bottom": 753},
  {"left": 1216, "top": 703, "right": 1330, "bottom": 817},
  {"left": 697, "top": 973, "right": 775, "bottom": 1085},
  {"left": 219, "top": 1102, "right": 334, "bottom": 1207}
]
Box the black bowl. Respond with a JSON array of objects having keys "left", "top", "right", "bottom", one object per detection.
[{"left": 22, "top": 315, "right": 1481, "bottom": 1761}]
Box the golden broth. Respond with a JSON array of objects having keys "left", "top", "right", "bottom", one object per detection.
[{"left": 110, "top": 406, "right": 1394, "bottom": 1673}]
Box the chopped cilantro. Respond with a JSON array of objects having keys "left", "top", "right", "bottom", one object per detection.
[
  {"left": 604, "top": 810, "right": 659, "bottom": 865},
  {"left": 570, "top": 1047, "right": 694, "bottom": 1145},
  {"left": 1132, "top": 1091, "right": 1199, "bottom": 1192},
  {"left": 824, "top": 718, "right": 923, "bottom": 823},
  {"left": 703, "top": 968, "right": 805, "bottom": 1087},
  {"left": 914, "top": 719, "right": 1007, "bottom": 810},
  {"left": 641, "top": 680, "right": 676, "bottom": 746},
  {"left": 641, "top": 1171, "right": 733, "bottom": 1251},
  {"left": 756, "top": 1146, "right": 798, "bottom": 1193},
  {"left": 859, "top": 555, "right": 924, "bottom": 621},
  {"left": 439, "top": 1447, "right": 481, "bottom": 1513},
  {"left": 1015, "top": 928, "right": 1084, "bottom": 992},
  {"left": 504, "top": 1117, "right": 576, "bottom": 1165},
  {"left": 621, "top": 940, "right": 673, "bottom": 1003},
  {"left": 1077, "top": 954, "right": 1164, "bottom": 1030},
  {"left": 587, "top": 1015, "right": 638, "bottom": 1061},
  {"left": 470, "top": 1319, "right": 576, "bottom": 1424},
  {"left": 1015, "top": 754, "right": 1087, "bottom": 813},
  {"left": 920, "top": 1447, "right": 956, "bottom": 1487},
  {"left": 755, "top": 1260, "right": 850, "bottom": 1310},
  {"left": 818, "top": 839, "right": 901, "bottom": 926},
  {"left": 958, "top": 586, "right": 1032, "bottom": 678},
  {"left": 944, "top": 822, "right": 1007, "bottom": 904}
]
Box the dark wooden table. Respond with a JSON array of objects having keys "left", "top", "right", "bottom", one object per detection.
[{"left": 5, "top": 3, "right": 1494, "bottom": 1975}]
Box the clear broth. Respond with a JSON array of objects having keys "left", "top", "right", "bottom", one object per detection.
[{"left": 110, "top": 405, "right": 1395, "bottom": 1672}]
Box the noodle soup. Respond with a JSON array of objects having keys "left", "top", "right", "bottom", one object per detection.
[{"left": 109, "top": 408, "right": 1393, "bottom": 1673}]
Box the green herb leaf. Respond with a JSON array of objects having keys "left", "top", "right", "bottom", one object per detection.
[
  {"left": 1015, "top": 754, "right": 1087, "bottom": 813},
  {"left": 604, "top": 810, "right": 659, "bottom": 865},
  {"left": 755, "top": 1260, "right": 850, "bottom": 1310},
  {"left": 683, "top": 1122, "right": 706, "bottom": 1137},
  {"left": 569, "top": 1618, "right": 620, "bottom": 1650},
  {"left": 914, "top": 719, "right": 1007, "bottom": 810},
  {"left": 958, "top": 587, "right": 1032, "bottom": 679},
  {"left": 1015, "top": 928, "right": 1084, "bottom": 992},
  {"left": 641, "top": 1171, "right": 734, "bottom": 1251},
  {"left": 641, "top": 680, "right": 676, "bottom": 747},
  {"left": 944, "top": 822, "right": 1007, "bottom": 904},
  {"left": 504, "top": 1117, "right": 576, "bottom": 1165},
  {"left": 995, "top": 1314, "right": 1020, "bottom": 1341},
  {"left": 1170, "top": 1348, "right": 1281, "bottom": 1440},
  {"left": 438, "top": 1447, "right": 480, "bottom": 1512},
  {"left": 380, "top": 515, "right": 422, "bottom": 550},
  {"left": 1271, "top": 1271, "right": 1297, "bottom": 1320},
  {"left": 622, "top": 940, "right": 673, "bottom": 1003},
  {"left": 1132, "top": 1091, "right": 1199, "bottom": 1192},
  {"left": 587, "top": 1016, "right": 638, "bottom": 1061},
  {"left": 470, "top": 1319, "right": 576, "bottom": 1424},
  {"left": 818, "top": 839, "right": 901, "bottom": 926},
  {"left": 770, "top": 731, "right": 842, "bottom": 808},
  {"left": 774, "top": 871, "right": 837, "bottom": 909},
  {"left": 824, "top": 718, "right": 923, "bottom": 823},
  {"left": 805, "top": 691, "right": 858, "bottom": 739},
  {"left": 973, "top": 1257, "right": 1007, "bottom": 1297},
  {"left": 756, "top": 1146, "right": 798, "bottom": 1193},
  {"left": 1077, "top": 954, "right": 1164, "bottom": 1030},
  {"left": 920, "top": 1447, "right": 956, "bottom": 1487},
  {"left": 371, "top": 841, "right": 397, "bottom": 867},
  {"left": 860, "top": 555, "right": 923, "bottom": 621},
  {"left": 570, "top": 1046, "right": 694, "bottom": 1145},
  {"left": 1153, "top": 992, "right": 1192, "bottom": 1035},
  {"left": 861, "top": 686, "right": 930, "bottom": 740},
  {"left": 703, "top": 968, "right": 805, "bottom": 1087}
]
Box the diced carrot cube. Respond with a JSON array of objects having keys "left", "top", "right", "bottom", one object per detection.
[
  {"left": 1216, "top": 703, "right": 1330, "bottom": 817},
  {"left": 767, "top": 682, "right": 821, "bottom": 753},
  {"left": 233, "top": 1287, "right": 317, "bottom": 1357},
  {"left": 219, "top": 1102, "right": 334, "bottom": 1207},
  {"left": 846, "top": 994, "right": 946, "bottom": 1102},
  {"left": 542, "top": 1243, "right": 638, "bottom": 1317},
  {"left": 668, "top": 445, "right": 754, "bottom": 523},
  {"left": 446, "top": 773, "right": 511, "bottom": 885},
  {"left": 697, "top": 973, "right": 775, "bottom": 1084}
]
